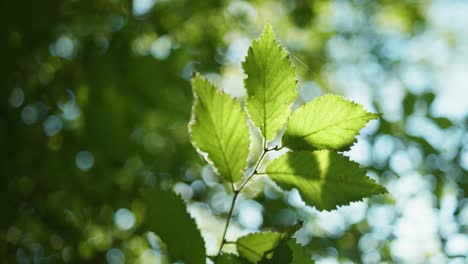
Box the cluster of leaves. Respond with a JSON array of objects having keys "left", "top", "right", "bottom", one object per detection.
[
  {"left": 2, "top": 0, "right": 465, "bottom": 262},
  {"left": 148, "top": 24, "right": 387, "bottom": 263}
]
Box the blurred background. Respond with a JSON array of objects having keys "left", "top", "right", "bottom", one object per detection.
[{"left": 1, "top": 0, "right": 467, "bottom": 263}]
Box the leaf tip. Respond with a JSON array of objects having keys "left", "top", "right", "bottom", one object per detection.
[
  {"left": 376, "top": 184, "right": 389, "bottom": 195},
  {"left": 263, "top": 21, "right": 273, "bottom": 32},
  {"left": 371, "top": 112, "right": 383, "bottom": 120}
]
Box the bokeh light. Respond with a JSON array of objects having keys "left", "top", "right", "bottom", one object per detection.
[
  {"left": 114, "top": 208, "right": 136, "bottom": 231},
  {"left": 2, "top": 0, "right": 467, "bottom": 263},
  {"left": 75, "top": 151, "right": 95, "bottom": 172}
]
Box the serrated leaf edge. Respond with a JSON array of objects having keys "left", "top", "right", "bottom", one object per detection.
[
  {"left": 242, "top": 22, "right": 298, "bottom": 143},
  {"left": 145, "top": 188, "right": 207, "bottom": 262},
  {"left": 188, "top": 74, "right": 251, "bottom": 182},
  {"left": 263, "top": 150, "right": 388, "bottom": 211},
  {"left": 172, "top": 190, "right": 207, "bottom": 254},
  {"left": 284, "top": 93, "right": 381, "bottom": 151}
]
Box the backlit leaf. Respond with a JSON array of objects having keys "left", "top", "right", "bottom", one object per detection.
[
  {"left": 189, "top": 75, "right": 251, "bottom": 182},
  {"left": 283, "top": 94, "right": 379, "bottom": 151},
  {"left": 264, "top": 150, "right": 387, "bottom": 211},
  {"left": 243, "top": 23, "right": 297, "bottom": 142}
]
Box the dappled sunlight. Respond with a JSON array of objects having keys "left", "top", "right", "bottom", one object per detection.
[{"left": 1, "top": 0, "right": 466, "bottom": 263}]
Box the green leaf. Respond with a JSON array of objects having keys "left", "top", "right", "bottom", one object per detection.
[
  {"left": 283, "top": 94, "right": 380, "bottom": 151},
  {"left": 215, "top": 254, "right": 249, "bottom": 264},
  {"left": 431, "top": 116, "right": 453, "bottom": 129},
  {"left": 403, "top": 93, "right": 417, "bottom": 116},
  {"left": 258, "top": 223, "right": 310, "bottom": 264},
  {"left": 144, "top": 188, "right": 206, "bottom": 264},
  {"left": 264, "top": 150, "right": 387, "bottom": 211},
  {"left": 259, "top": 239, "right": 292, "bottom": 264},
  {"left": 243, "top": 23, "right": 297, "bottom": 142},
  {"left": 189, "top": 75, "right": 251, "bottom": 182},
  {"left": 236, "top": 231, "right": 283, "bottom": 263},
  {"left": 287, "top": 239, "right": 314, "bottom": 264}
]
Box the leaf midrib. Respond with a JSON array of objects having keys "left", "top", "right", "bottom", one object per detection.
[
  {"left": 293, "top": 115, "right": 370, "bottom": 139},
  {"left": 264, "top": 171, "right": 376, "bottom": 187},
  {"left": 204, "top": 97, "right": 233, "bottom": 181}
]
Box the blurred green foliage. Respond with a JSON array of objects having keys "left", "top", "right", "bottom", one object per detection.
[{"left": 1, "top": 0, "right": 466, "bottom": 263}]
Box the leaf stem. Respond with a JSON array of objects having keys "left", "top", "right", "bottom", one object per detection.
[
  {"left": 238, "top": 150, "right": 267, "bottom": 191},
  {"left": 217, "top": 190, "right": 239, "bottom": 256},
  {"left": 217, "top": 140, "right": 282, "bottom": 256}
]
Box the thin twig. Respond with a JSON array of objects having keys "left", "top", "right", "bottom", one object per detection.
[
  {"left": 217, "top": 139, "right": 282, "bottom": 256},
  {"left": 217, "top": 190, "right": 239, "bottom": 256},
  {"left": 238, "top": 150, "right": 268, "bottom": 191}
]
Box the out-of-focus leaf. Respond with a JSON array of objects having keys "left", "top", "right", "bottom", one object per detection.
[
  {"left": 215, "top": 254, "right": 249, "bottom": 264},
  {"left": 144, "top": 188, "right": 206, "bottom": 264},
  {"left": 189, "top": 75, "right": 251, "bottom": 182},
  {"left": 422, "top": 92, "right": 435, "bottom": 106},
  {"left": 290, "top": 0, "right": 314, "bottom": 27},
  {"left": 283, "top": 94, "right": 380, "bottom": 151},
  {"left": 264, "top": 150, "right": 387, "bottom": 211},
  {"left": 406, "top": 135, "right": 439, "bottom": 154},
  {"left": 403, "top": 93, "right": 417, "bottom": 116},
  {"left": 243, "top": 23, "right": 297, "bottom": 142},
  {"left": 288, "top": 239, "right": 314, "bottom": 264},
  {"left": 431, "top": 116, "right": 453, "bottom": 129}
]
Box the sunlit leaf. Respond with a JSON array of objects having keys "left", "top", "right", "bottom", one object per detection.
[
  {"left": 283, "top": 94, "right": 380, "bottom": 151},
  {"left": 236, "top": 231, "right": 283, "bottom": 263},
  {"left": 189, "top": 75, "right": 251, "bottom": 182},
  {"left": 243, "top": 23, "right": 297, "bottom": 142},
  {"left": 144, "top": 188, "right": 206, "bottom": 264},
  {"left": 264, "top": 150, "right": 387, "bottom": 211}
]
